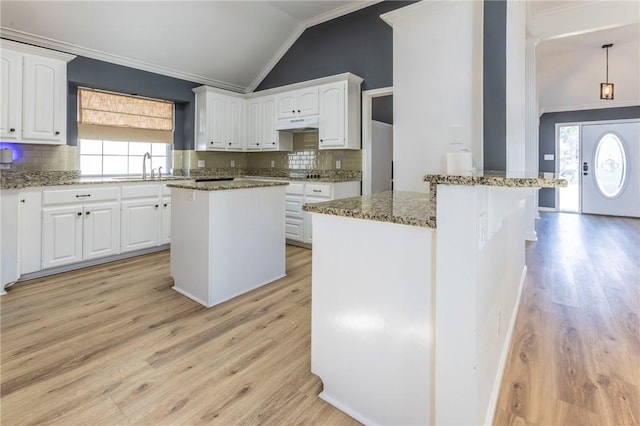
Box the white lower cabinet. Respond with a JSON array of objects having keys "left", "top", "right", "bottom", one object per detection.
[
  {"left": 282, "top": 180, "right": 359, "bottom": 245},
  {"left": 160, "top": 197, "right": 171, "bottom": 245},
  {"left": 121, "top": 199, "right": 160, "bottom": 252},
  {"left": 19, "top": 189, "right": 42, "bottom": 274},
  {"left": 121, "top": 184, "right": 171, "bottom": 253},
  {"left": 25, "top": 182, "right": 170, "bottom": 276},
  {"left": 41, "top": 186, "right": 120, "bottom": 269}
]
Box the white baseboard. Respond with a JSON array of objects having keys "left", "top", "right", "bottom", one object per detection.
[
  {"left": 538, "top": 207, "right": 556, "bottom": 212},
  {"left": 16, "top": 245, "right": 170, "bottom": 283}
]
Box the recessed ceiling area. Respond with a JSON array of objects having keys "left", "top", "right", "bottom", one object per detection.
[
  {"left": 0, "top": 1, "right": 378, "bottom": 92},
  {"left": 537, "top": 22, "right": 640, "bottom": 57}
]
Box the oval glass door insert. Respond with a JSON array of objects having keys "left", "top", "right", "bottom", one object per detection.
[{"left": 594, "top": 133, "right": 626, "bottom": 198}]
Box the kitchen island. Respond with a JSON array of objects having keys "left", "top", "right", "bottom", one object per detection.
[
  {"left": 303, "top": 172, "right": 565, "bottom": 426},
  {"left": 168, "top": 179, "right": 288, "bottom": 308}
]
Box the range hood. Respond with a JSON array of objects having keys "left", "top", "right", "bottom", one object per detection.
[{"left": 275, "top": 115, "right": 319, "bottom": 132}]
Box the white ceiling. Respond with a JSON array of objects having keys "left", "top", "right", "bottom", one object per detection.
[{"left": 0, "top": 1, "right": 376, "bottom": 93}]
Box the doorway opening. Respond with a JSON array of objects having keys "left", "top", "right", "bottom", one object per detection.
[
  {"left": 362, "top": 87, "right": 393, "bottom": 196},
  {"left": 557, "top": 124, "right": 580, "bottom": 212}
]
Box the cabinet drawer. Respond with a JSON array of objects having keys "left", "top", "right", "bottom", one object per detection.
[
  {"left": 285, "top": 218, "right": 304, "bottom": 241},
  {"left": 287, "top": 182, "right": 304, "bottom": 195},
  {"left": 42, "top": 187, "right": 118, "bottom": 205},
  {"left": 305, "top": 184, "right": 331, "bottom": 197},
  {"left": 122, "top": 184, "right": 160, "bottom": 199},
  {"left": 285, "top": 194, "right": 304, "bottom": 219}
]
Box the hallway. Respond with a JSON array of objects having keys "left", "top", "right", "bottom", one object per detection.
[{"left": 495, "top": 213, "right": 640, "bottom": 425}]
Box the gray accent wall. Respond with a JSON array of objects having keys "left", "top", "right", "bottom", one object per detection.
[
  {"left": 372, "top": 96, "right": 393, "bottom": 125},
  {"left": 538, "top": 106, "right": 640, "bottom": 208},
  {"left": 67, "top": 56, "right": 200, "bottom": 150},
  {"left": 482, "top": 0, "right": 507, "bottom": 171},
  {"left": 256, "top": 1, "right": 416, "bottom": 92}
]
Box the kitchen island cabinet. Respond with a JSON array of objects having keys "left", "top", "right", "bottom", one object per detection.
[
  {"left": 168, "top": 180, "right": 288, "bottom": 308},
  {"left": 304, "top": 172, "right": 565, "bottom": 426}
]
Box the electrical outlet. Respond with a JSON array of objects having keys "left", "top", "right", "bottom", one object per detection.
[
  {"left": 197, "top": 160, "right": 205, "bottom": 168},
  {"left": 271, "top": 160, "right": 275, "bottom": 168},
  {"left": 544, "top": 154, "right": 554, "bottom": 161},
  {"left": 230, "top": 160, "right": 235, "bottom": 168},
  {"left": 336, "top": 160, "right": 341, "bottom": 169}
]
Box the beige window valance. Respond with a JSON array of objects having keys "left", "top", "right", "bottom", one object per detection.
[{"left": 78, "top": 88, "right": 174, "bottom": 143}]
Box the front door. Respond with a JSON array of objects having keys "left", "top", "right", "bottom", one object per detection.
[{"left": 581, "top": 121, "right": 640, "bottom": 217}]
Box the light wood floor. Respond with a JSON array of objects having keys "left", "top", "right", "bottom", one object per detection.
[
  {"left": 495, "top": 213, "right": 640, "bottom": 426},
  {"left": 1, "top": 213, "right": 638, "bottom": 425},
  {"left": 0, "top": 246, "right": 360, "bottom": 425}
]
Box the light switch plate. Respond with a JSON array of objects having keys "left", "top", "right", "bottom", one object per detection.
[
  {"left": 336, "top": 160, "right": 341, "bottom": 169},
  {"left": 197, "top": 160, "right": 205, "bottom": 168},
  {"left": 271, "top": 160, "right": 275, "bottom": 168},
  {"left": 230, "top": 160, "right": 235, "bottom": 168},
  {"left": 544, "top": 154, "right": 554, "bottom": 161}
]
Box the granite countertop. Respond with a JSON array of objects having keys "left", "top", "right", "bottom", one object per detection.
[
  {"left": 303, "top": 191, "right": 436, "bottom": 229},
  {"left": 167, "top": 179, "right": 289, "bottom": 191},
  {"left": 424, "top": 171, "right": 567, "bottom": 187},
  {"left": 0, "top": 172, "right": 359, "bottom": 190}
]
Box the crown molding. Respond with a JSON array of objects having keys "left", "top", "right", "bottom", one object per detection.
[
  {"left": 540, "top": 100, "right": 640, "bottom": 114},
  {"left": 381, "top": 1, "right": 449, "bottom": 27},
  {"left": 247, "top": 1, "right": 383, "bottom": 93},
  {"left": 302, "top": 0, "right": 383, "bottom": 28},
  {"left": 246, "top": 22, "right": 305, "bottom": 93},
  {"left": 0, "top": 27, "right": 246, "bottom": 93}
]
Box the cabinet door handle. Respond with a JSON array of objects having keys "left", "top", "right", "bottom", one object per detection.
[
  {"left": 228, "top": 142, "right": 231, "bottom": 146},
  {"left": 313, "top": 189, "right": 321, "bottom": 193},
  {"left": 75, "top": 194, "right": 91, "bottom": 198},
  {"left": 320, "top": 139, "right": 323, "bottom": 143},
  {"left": 20, "top": 199, "right": 25, "bottom": 203},
  {"left": 292, "top": 110, "right": 295, "bottom": 114},
  {"left": 9, "top": 128, "right": 15, "bottom": 132},
  {"left": 297, "top": 109, "right": 300, "bottom": 113},
  {"left": 155, "top": 204, "right": 159, "bottom": 208},
  {"left": 163, "top": 203, "right": 168, "bottom": 207},
  {"left": 85, "top": 211, "right": 90, "bottom": 215},
  {"left": 77, "top": 212, "right": 82, "bottom": 216},
  {"left": 55, "top": 131, "right": 60, "bottom": 135}
]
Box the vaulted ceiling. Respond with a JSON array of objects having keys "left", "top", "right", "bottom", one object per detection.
[{"left": 0, "top": 1, "right": 376, "bottom": 93}]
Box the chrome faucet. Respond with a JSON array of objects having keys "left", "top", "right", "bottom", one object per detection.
[
  {"left": 158, "top": 166, "right": 163, "bottom": 180},
  {"left": 142, "top": 152, "right": 151, "bottom": 179}
]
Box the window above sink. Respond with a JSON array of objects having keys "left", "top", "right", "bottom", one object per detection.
[{"left": 79, "top": 139, "right": 171, "bottom": 177}]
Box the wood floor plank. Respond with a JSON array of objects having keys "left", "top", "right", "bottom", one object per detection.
[{"left": 496, "top": 213, "right": 640, "bottom": 426}]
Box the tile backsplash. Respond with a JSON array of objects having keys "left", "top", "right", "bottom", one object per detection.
[
  {"left": 3, "top": 131, "right": 361, "bottom": 175},
  {"left": 0, "top": 143, "right": 78, "bottom": 172}
]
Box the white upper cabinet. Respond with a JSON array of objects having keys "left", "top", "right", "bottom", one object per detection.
[
  {"left": 194, "top": 87, "right": 245, "bottom": 152},
  {"left": 246, "top": 98, "right": 262, "bottom": 150},
  {"left": 0, "top": 50, "right": 22, "bottom": 141},
  {"left": 195, "top": 73, "right": 362, "bottom": 152},
  {"left": 244, "top": 95, "right": 291, "bottom": 151},
  {"left": 0, "top": 40, "right": 74, "bottom": 145},
  {"left": 276, "top": 87, "right": 319, "bottom": 119},
  {"left": 261, "top": 96, "right": 292, "bottom": 151},
  {"left": 318, "top": 78, "right": 361, "bottom": 150}
]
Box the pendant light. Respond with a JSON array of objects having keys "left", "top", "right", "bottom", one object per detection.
[{"left": 600, "top": 43, "right": 614, "bottom": 100}]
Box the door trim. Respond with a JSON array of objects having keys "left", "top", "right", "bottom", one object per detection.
[{"left": 362, "top": 87, "right": 393, "bottom": 196}]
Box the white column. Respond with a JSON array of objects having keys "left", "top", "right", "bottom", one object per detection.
[{"left": 525, "top": 38, "right": 540, "bottom": 239}]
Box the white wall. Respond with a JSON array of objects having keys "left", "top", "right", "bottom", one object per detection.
[
  {"left": 384, "top": 1, "right": 483, "bottom": 192},
  {"left": 371, "top": 120, "right": 393, "bottom": 193},
  {"left": 506, "top": 1, "right": 527, "bottom": 174},
  {"left": 538, "top": 36, "right": 640, "bottom": 112}
]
